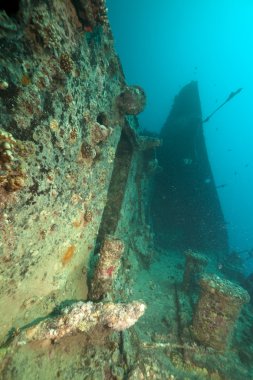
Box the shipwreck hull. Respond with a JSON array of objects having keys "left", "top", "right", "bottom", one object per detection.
[{"left": 153, "top": 81, "right": 229, "bottom": 254}]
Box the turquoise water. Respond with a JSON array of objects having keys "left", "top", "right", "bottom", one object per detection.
[
  {"left": 108, "top": 0, "right": 253, "bottom": 262},
  {"left": 107, "top": 1, "right": 253, "bottom": 378}
]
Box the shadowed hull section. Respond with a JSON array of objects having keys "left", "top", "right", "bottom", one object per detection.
[{"left": 152, "top": 81, "right": 229, "bottom": 254}]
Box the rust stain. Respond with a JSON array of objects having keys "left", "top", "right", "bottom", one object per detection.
[
  {"left": 72, "top": 218, "right": 82, "bottom": 228},
  {"left": 21, "top": 74, "right": 31, "bottom": 86},
  {"left": 62, "top": 245, "right": 75, "bottom": 265}
]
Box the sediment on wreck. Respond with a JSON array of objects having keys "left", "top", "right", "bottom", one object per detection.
[
  {"left": 0, "top": 1, "right": 156, "bottom": 378},
  {"left": 0, "top": 0, "right": 128, "bottom": 346},
  {"left": 192, "top": 274, "right": 250, "bottom": 351}
]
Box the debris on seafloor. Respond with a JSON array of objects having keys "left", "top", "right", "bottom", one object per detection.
[
  {"left": 16, "top": 300, "right": 146, "bottom": 345},
  {"left": 192, "top": 274, "right": 250, "bottom": 351}
]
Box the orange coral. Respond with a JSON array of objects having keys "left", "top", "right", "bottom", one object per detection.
[
  {"left": 62, "top": 245, "right": 75, "bottom": 265},
  {"left": 21, "top": 74, "right": 31, "bottom": 86},
  {"left": 72, "top": 218, "right": 83, "bottom": 228}
]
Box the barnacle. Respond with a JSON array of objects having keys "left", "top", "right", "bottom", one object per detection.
[
  {"left": 69, "top": 128, "right": 78, "bottom": 143},
  {"left": 81, "top": 140, "right": 96, "bottom": 160},
  {"left": 84, "top": 209, "right": 93, "bottom": 223},
  {"left": 89, "top": 122, "right": 111, "bottom": 145},
  {"left": 60, "top": 53, "right": 74, "bottom": 73},
  {"left": 50, "top": 119, "right": 59, "bottom": 131},
  {"left": 0, "top": 129, "right": 28, "bottom": 192}
]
